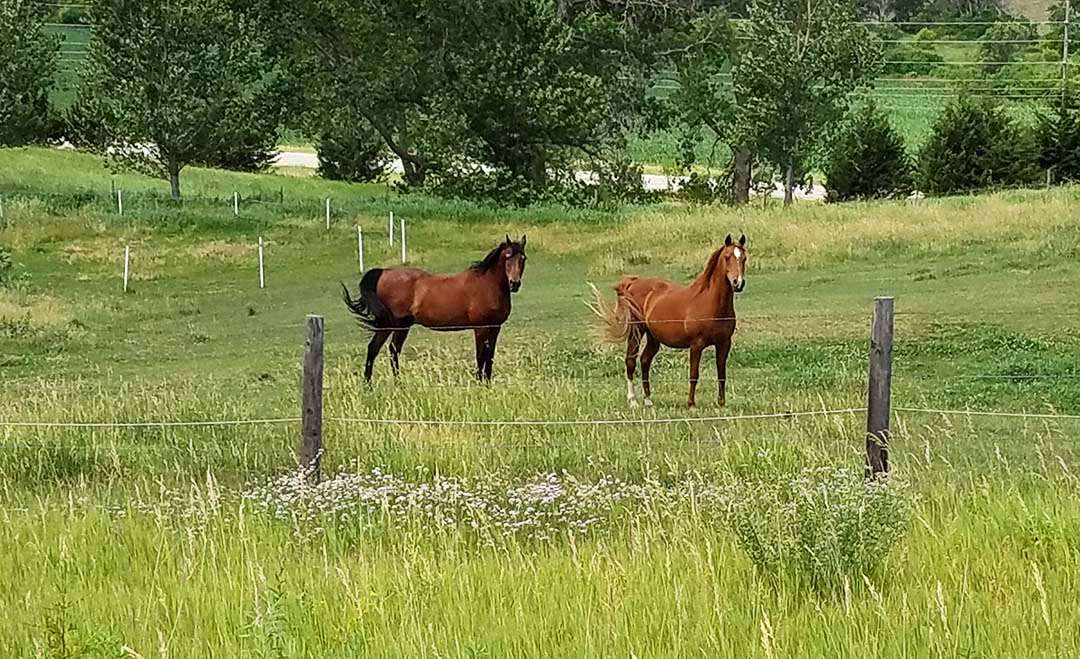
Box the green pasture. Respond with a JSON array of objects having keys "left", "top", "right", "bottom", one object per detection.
[{"left": 2, "top": 147, "right": 1080, "bottom": 656}]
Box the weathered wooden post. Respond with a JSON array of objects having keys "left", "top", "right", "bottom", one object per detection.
[
  {"left": 866, "top": 296, "right": 894, "bottom": 478},
  {"left": 300, "top": 315, "right": 324, "bottom": 480}
]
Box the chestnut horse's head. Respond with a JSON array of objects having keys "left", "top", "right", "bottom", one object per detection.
[
  {"left": 503, "top": 234, "right": 527, "bottom": 292},
  {"left": 722, "top": 234, "right": 748, "bottom": 293}
]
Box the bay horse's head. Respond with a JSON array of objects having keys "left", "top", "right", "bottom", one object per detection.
[
  {"left": 721, "top": 234, "right": 748, "bottom": 293},
  {"left": 473, "top": 234, "right": 528, "bottom": 292},
  {"left": 503, "top": 234, "right": 527, "bottom": 292}
]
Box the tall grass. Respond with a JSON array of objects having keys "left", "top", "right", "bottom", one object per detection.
[{"left": 2, "top": 147, "right": 1080, "bottom": 656}]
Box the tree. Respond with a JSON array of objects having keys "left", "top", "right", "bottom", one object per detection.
[
  {"left": 917, "top": 95, "right": 1038, "bottom": 194},
  {"left": 659, "top": 8, "right": 746, "bottom": 202},
  {"left": 74, "top": 0, "right": 281, "bottom": 199},
  {"left": 270, "top": 0, "right": 657, "bottom": 203},
  {"left": 1045, "top": 2, "right": 1080, "bottom": 56},
  {"left": 266, "top": 0, "right": 457, "bottom": 188},
  {"left": 735, "top": 0, "right": 881, "bottom": 204},
  {"left": 1035, "top": 92, "right": 1080, "bottom": 183},
  {"left": 856, "top": 0, "right": 928, "bottom": 21},
  {"left": 0, "top": 0, "right": 61, "bottom": 146},
  {"left": 824, "top": 101, "right": 913, "bottom": 201}
]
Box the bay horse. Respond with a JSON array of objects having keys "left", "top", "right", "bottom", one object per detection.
[
  {"left": 341, "top": 235, "right": 527, "bottom": 383},
  {"left": 591, "top": 234, "right": 748, "bottom": 409}
]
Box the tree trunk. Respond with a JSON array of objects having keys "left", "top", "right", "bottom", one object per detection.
[
  {"left": 732, "top": 146, "right": 751, "bottom": 205},
  {"left": 783, "top": 160, "right": 795, "bottom": 207},
  {"left": 168, "top": 159, "right": 181, "bottom": 200},
  {"left": 528, "top": 148, "right": 547, "bottom": 189},
  {"left": 401, "top": 159, "right": 426, "bottom": 187}
]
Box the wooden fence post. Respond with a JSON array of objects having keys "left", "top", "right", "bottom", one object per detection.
[
  {"left": 866, "top": 296, "right": 894, "bottom": 478},
  {"left": 300, "top": 315, "right": 324, "bottom": 480}
]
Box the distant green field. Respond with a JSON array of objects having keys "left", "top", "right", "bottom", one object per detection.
[{"left": 2, "top": 148, "right": 1080, "bottom": 655}]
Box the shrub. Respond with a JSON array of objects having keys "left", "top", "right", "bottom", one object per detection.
[
  {"left": 980, "top": 20, "right": 1037, "bottom": 73},
  {"left": 1035, "top": 93, "right": 1080, "bottom": 183},
  {"left": 882, "top": 42, "right": 944, "bottom": 76},
  {"left": 317, "top": 123, "right": 390, "bottom": 183},
  {"left": 917, "top": 95, "right": 1039, "bottom": 195},
  {"left": 197, "top": 94, "right": 282, "bottom": 173},
  {"left": 725, "top": 469, "right": 911, "bottom": 592},
  {"left": 0, "top": 247, "right": 13, "bottom": 284},
  {"left": 825, "top": 101, "right": 914, "bottom": 202},
  {"left": 586, "top": 156, "right": 655, "bottom": 208}
]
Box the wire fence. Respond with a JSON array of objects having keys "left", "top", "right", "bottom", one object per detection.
[{"left": 4, "top": 404, "right": 1080, "bottom": 433}]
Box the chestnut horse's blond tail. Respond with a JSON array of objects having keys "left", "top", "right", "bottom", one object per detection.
[{"left": 587, "top": 282, "right": 642, "bottom": 345}]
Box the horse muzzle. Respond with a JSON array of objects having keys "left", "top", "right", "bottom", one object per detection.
[
  {"left": 510, "top": 281, "right": 521, "bottom": 293},
  {"left": 733, "top": 279, "right": 746, "bottom": 293}
]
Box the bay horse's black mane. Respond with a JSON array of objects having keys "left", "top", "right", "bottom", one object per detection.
[{"left": 470, "top": 239, "right": 524, "bottom": 273}]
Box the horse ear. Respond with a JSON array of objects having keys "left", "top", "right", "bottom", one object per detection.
[
  {"left": 520, "top": 234, "right": 527, "bottom": 249},
  {"left": 505, "top": 233, "right": 512, "bottom": 245},
  {"left": 738, "top": 234, "right": 747, "bottom": 247},
  {"left": 724, "top": 234, "right": 733, "bottom": 246}
]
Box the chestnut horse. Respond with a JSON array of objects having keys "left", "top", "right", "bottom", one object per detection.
[
  {"left": 592, "top": 234, "right": 748, "bottom": 409},
  {"left": 341, "top": 235, "right": 527, "bottom": 383}
]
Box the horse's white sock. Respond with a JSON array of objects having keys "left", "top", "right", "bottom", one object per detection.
[{"left": 626, "top": 378, "right": 637, "bottom": 407}]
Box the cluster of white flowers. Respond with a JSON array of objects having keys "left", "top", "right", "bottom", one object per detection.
[{"left": 242, "top": 468, "right": 735, "bottom": 541}]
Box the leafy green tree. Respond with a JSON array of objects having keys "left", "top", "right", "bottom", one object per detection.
[
  {"left": 74, "top": 0, "right": 281, "bottom": 199},
  {"left": 0, "top": 0, "right": 61, "bottom": 146},
  {"left": 917, "top": 95, "right": 1038, "bottom": 195},
  {"left": 272, "top": 0, "right": 657, "bottom": 203},
  {"left": 266, "top": 0, "right": 456, "bottom": 188},
  {"left": 825, "top": 101, "right": 913, "bottom": 201},
  {"left": 736, "top": 0, "right": 881, "bottom": 204},
  {"left": 658, "top": 8, "right": 747, "bottom": 202}
]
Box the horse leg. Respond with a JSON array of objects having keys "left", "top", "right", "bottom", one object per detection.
[
  {"left": 389, "top": 329, "right": 410, "bottom": 377},
  {"left": 364, "top": 330, "right": 392, "bottom": 384},
  {"left": 687, "top": 344, "right": 704, "bottom": 410},
  {"left": 483, "top": 327, "right": 501, "bottom": 382},
  {"left": 474, "top": 328, "right": 497, "bottom": 383},
  {"left": 640, "top": 333, "right": 661, "bottom": 408},
  {"left": 716, "top": 338, "right": 732, "bottom": 407},
  {"left": 625, "top": 328, "right": 643, "bottom": 407}
]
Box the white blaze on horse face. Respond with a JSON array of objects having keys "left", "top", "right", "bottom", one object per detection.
[
  {"left": 627, "top": 378, "right": 638, "bottom": 407},
  {"left": 734, "top": 247, "right": 742, "bottom": 259}
]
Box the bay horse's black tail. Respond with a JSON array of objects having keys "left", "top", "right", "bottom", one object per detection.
[{"left": 341, "top": 269, "right": 392, "bottom": 332}]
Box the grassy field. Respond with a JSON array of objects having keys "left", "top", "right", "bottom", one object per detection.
[{"left": 3, "top": 147, "right": 1080, "bottom": 656}]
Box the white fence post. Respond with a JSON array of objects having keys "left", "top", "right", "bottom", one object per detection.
[
  {"left": 123, "top": 245, "right": 130, "bottom": 293},
  {"left": 325, "top": 198, "right": 331, "bottom": 230},
  {"left": 258, "top": 237, "right": 265, "bottom": 289},
  {"left": 234, "top": 191, "right": 239, "bottom": 216},
  {"left": 389, "top": 210, "right": 395, "bottom": 245},
  {"left": 0, "top": 195, "right": 5, "bottom": 226},
  {"left": 400, "top": 218, "right": 407, "bottom": 263},
  {"left": 117, "top": 190, "right": 123, "bottom": 216},
  {"left": 357, "top": 225, "right": 365, "bottom": 273}
]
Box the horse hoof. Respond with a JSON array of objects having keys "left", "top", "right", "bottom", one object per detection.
[
  {"left": 628, "top": 399, "right": 639, "bottom": 409},
  {"left": 687, "top": 404, "right": 697, "bottom": 412},
  {"left": 643, "top": 398, "right": 654, "bottom": 408}
]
